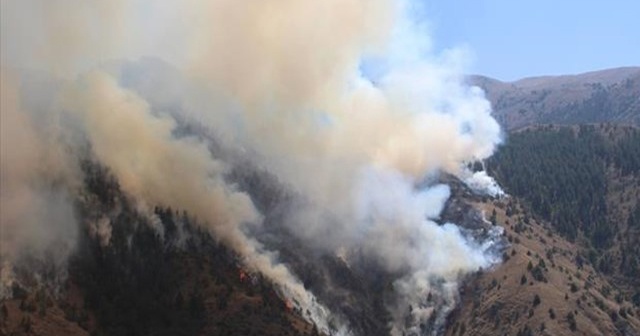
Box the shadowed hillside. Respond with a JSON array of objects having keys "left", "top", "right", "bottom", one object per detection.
[{"left": 0, "top": 162, "right": 321, "bottom": 336}]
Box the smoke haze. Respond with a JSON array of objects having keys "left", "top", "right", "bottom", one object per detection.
[
  {"left": 1, "top": 1, "right": 504, "bottom": 334},
  {"left": 0, "top": 69, "right": 79, "bottom": 297}
]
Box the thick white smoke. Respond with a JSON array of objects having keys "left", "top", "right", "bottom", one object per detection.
[
  {"left": 461, "top": 169, "right": 505, "bottom": 198},
  {"left": 1, "top": 0, "right": 503, "bottom": 334}
]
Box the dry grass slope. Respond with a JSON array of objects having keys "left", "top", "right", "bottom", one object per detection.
[{"left": 447, "top": 199, "right": 640, "bottom": 336}]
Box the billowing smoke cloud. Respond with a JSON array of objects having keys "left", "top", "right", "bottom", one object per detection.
[
  {"left": 1, "top": 0, "right": 503, "bottom": 334},
  {"left": 60, "top": 70, "right": 339, "bottom": 330},
  {"left": 165, "top": 2, "right": 502, "bottom": 333},
  {"left": 462, "top": 170, "right": 505, "bottom": 198},
  {"left": 0, "top": 70, "right": 79, "bottom": 298}
]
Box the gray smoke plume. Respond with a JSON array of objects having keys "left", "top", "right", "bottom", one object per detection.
[
  {"left": 1, "top": 1, "right": 503, "bottom": 334},
  {"left": 0, "top": 70, "right": 79, "bottom": 298}
]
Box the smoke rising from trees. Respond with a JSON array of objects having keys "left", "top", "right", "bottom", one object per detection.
[{"left": 1, "top": 1, "right": 503, "bottom": 334}]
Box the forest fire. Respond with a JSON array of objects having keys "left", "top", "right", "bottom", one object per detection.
[
  {"left": 284, "top": 299, "right": 294, "bottom": 312},
  {"left": 0, "top": 1, "right": 506, "bottom": 334}
]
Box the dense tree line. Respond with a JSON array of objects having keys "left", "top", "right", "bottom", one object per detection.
[
  {"left": 488, "top": 124, "right": 640, "bottom": 304},
  {"left": 488, "top": 126, "right": 611, "bottom": 245}
]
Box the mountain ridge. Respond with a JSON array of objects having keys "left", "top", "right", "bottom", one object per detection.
[
  {"left": 471, "top": 67, "right": 640, "bottom": 87},
  {"left": 468, "top": 67, "right": 640, "bottom": 130}
]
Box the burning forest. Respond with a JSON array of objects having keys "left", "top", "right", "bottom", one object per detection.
[{"left": 1, "top": 1, "right": 506, "bottom": 335}]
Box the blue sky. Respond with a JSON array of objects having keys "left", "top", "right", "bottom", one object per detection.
[{"left": 421, "top": 0, "right": 640, "bottom": 81}]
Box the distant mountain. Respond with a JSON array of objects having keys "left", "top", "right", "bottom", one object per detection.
[{"left": 469, "top": 67, "right": 640, "bottom": 130}]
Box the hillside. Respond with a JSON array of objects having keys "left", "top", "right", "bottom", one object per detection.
[
  {"left": 0, "top": 163, "right": 320, "bottom": 336},
  {"left": 447, "top": 198, "right": 640, "bottom": 336},
  {"left": 0, "top": 158, "right": 506, "bottom": 336},
  {"left": 4, "top": 126, "right": 638, "bottom": 336},
  {"left": 469, "top": 67, "right": 640, "bottom": 130},
  {"left": 3, "top": 125, "right": 638, "bottom": 336},
  {"left": 445, "top": 124, "right": 640, "bottom": 336},
  {"left": 488, "top": 125, "right": 639, "bottom": 271}
]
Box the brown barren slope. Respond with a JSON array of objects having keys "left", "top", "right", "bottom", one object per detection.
[{"left": 447, "top": 199, "right": 640, "bottom": 336}]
